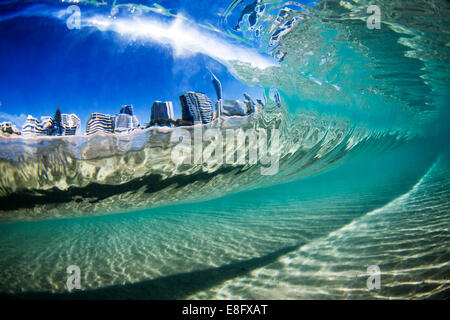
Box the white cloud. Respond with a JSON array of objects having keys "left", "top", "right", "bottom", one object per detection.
[
  {"left": 85, "top": 15, "right": 276, "bottom": 70},
  {"left": 0, "top": 112, "right": 28, "bottom": 128}
]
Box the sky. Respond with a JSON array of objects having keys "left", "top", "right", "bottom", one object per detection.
[{"left": 0, "top": 0, "right": 273, "bottom": 130}]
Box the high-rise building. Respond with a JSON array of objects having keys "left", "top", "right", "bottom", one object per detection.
[
  {"left": 222, "top": 100, "right": 247, "bottom": 116},
  {"left": 211, "top": 72, "right": 223, "bottom": 118},
  {"left": 40, "top": 116, "right": 54, "bottom": 135},
  {"left": 119, "top": 105, "right": 134, "bottom": 116},
  {"left": 22, "top": 115, "right": 51, "bottom": 136},
  {"left": 243, "top": 93, "right": 255, "bottom": 114},
  {"left": 256, "top": 99, "right": 265, "bottom": 112},
  {"left": 61, "top": 113, "right": 81, "bottom": 136},
  {"left": 114, "top": 105, "right": 139, "bottom": 134},
  {"left": 0, "top": 122, "right": 20, "bottom": 135},
  {"left": 272, "top": 89, "right": 281, "bottom": 108},
  {"left": 179, "top": 92, "right": 213, "bottom": 124},
  {"left": 22, "top": 116, "right": 39, "bottom": 136},
  {"left": 86, "top": 113, "right": 115, "bottom": 135},
  {"left": 151, "top": 101, "right": 174, "bottom": 122},
  {"left": 20, "top": 114, "right": 80, "bottom": 136}
]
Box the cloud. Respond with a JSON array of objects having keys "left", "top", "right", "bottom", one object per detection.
[
  {"left": 0, "top": 112, "right": 28, "bottom": 128},
  {"left": 84, "top": 14, "right": 276, "bottom": 70},
  {"left": 1, "top": 4, "right": 276, "bottom": 70}
]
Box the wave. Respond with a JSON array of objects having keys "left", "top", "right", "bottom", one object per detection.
[
  {"left": 0, "top": 0, "right": 448, "bottom": 299},
  {"left": 0, "top": 0, "right": 448, "bottom": 223},
  {"left": 0, "top": 108, "right": 410, "bottom": 222},
  {"left": 189, "top": 155, "right": 450, "bottom": 299}
]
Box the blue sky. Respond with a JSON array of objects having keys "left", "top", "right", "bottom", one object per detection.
[{"left": 0, "top": 0, "right": 271, "bottom": 130}]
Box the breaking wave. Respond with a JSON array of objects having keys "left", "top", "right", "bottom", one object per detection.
[
  {"left": 0, "top": 0, "right": 449, "bottom": 299},
  {"left": 1, "top": 0, "right": 443, "bottom": 221}
]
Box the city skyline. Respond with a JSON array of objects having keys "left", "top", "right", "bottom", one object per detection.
[
  {"left": 1, "top": 71, "right": 263, "bottom": 136},
  {"left": 0, "top": 84, "right": 264, "bottom": 129},
  {"left": 1, "top": 88, "right": 262, "bottom": 136}
]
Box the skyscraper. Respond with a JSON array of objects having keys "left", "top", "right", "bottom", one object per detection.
[
  {"left": 0, "top": 122, "right": 20, "bottom": 135},
  {"left": 243, "top": 92, "right": 255, "bottom": 114},
  {"left": 20, "top": 114, "right": 80, "bottom": 136},
  {"left": 119, "top": 105, "right": 134, "bottom": 116},
  {"left": 22, "top": 116, "right": 39, "bottom": 136},
  {"left": 39, "top": 116, "right": 54, "bottom": 134},
  {"left": 22, "top": 115, "right": 52, "bottom": 136},
  {"left": 114, "top": 105, "right": 139, "bottom": 134},
  {"left": 61, "top": 113, "right": 81, "bottom": 136},
  {"left": 86, "top": 113, "right": 115, "bottom": 135},
  {"left": 179, "top": 92, "right": 213, "bottom": 124},
  {"left": 210, "top": 72, "right": 223, "bottom": 118},
  {"left": 222, "top": 100, "right": 247, "bottom": 116},
  {"left": 272, "top": 89, "right": 281, "bottom": 108},
  {"left": 151, "top": 101, "right": 174, "bottom": 122},
  {"left": 255, "top": 99, "right": 265, "bottom": 113}
]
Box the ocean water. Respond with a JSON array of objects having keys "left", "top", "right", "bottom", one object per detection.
[{"left": 0, "top": 0, "right": 449, "bottom": 299}]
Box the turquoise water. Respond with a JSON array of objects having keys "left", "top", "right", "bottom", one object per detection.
[
  {"left": 0, "top": 0, "right": 449, "bottom": 299},
  {"left": 1, "top": 137, "right": 448, "bottom": 299}
]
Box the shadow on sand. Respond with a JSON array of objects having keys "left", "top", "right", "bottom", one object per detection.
[{"left": 1, "top": 245, "right": 299, "bottom": 300}]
